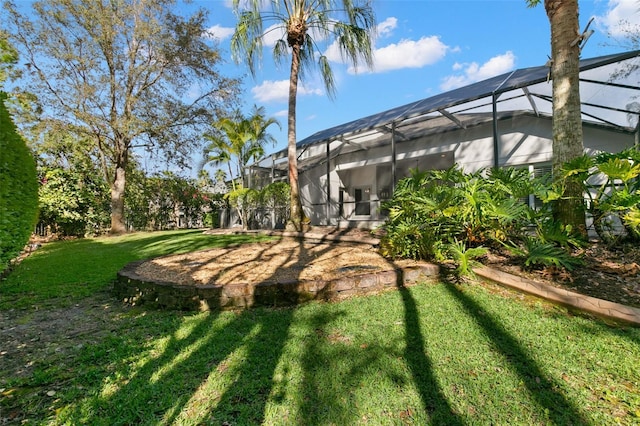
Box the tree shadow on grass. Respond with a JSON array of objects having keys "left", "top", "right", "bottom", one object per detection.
[
  {"left": 297, "top": 308, "right": 393, "bottom": 425},
  {"left": 60, "top": 231, "right": 365, "bottom": 425},
  {"left": 441, "top": 281, "right": 590, "bottom": 425},
  {"left": 396, "top": 283, "right": 466, "bottom": 425}
]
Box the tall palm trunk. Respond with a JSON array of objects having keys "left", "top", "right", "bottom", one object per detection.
[
  {"left": 286, "top": 42, "right": 305, "bottom": 231},
  {"left": 546, "top": 0, "right": 587, "bottom": 236}
]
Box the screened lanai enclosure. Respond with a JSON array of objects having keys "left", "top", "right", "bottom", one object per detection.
[{"left": 245, "top": 50, "right": 640, "bottom": 229}]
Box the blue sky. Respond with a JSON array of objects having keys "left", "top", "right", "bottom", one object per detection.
[{"left": 192, "top": 0, "right": 640, "bottom": 162}]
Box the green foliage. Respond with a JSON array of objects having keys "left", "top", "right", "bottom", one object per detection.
[
  {"left": 534, "top": 219, "right": 586, "bottom": 250},
  {"left": 0, "top": 92, "right": 38, "bottom": 273},
  {"left": 383, "top": 148, "right": 640, "bottom": 272},
  {"left": 6, "top": 0, "right": 241, "bottom": 232},
  {"left": 563, "top": 147, "right": 640, "bottom": 244},
  {"left": 379, "top": 221, "right": 442, "bottom": 261},
  {"left": 0, "top": 30, "right": 18, "bottom": 86},
  {"left": 226, "top": 187, "right": 259, "bottom": 230},
  {"left": 507, "top": 237, "right": 583, "bottom": 271},
  {"left": 381, "top": 165, "right": 538, "bottom": 264},
  {"left": 259, "top": 181, "right": 289, "bottom": 208},
  {"left": 202, "top": 106, "right": 279, "bottom": 190},
  {"left": 38, "top": 167, "right": 110, "bottom": 236},
  {"left": 125, "top": 171, "right": 211, "bottom": 231},
  {"left": 446, "top": 239, "right": 488, "bottom": 278}
]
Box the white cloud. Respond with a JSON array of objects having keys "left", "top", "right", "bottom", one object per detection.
[
  {"left": 204, "top": 24, "right": 235, "bottom": 41},
  {"left": 334, "top": 36, "right": 449, "bottom": 74},
  {"left": 369, "top": 36, "right": 449, "bottom": 73},
  {"left": 440, "top": 51, "right": 516, "bottom": 91},
  {"left": 251, "top": 79, "right": 323, "bottom": 103},
  {"left": 262, "top": 23, "right": 287, "bottom": 47},
  {"left": 596, "top": 0, "right": 640, "bottom": 38},
  {"left": 274, "top": 109, "right": 288, "bottom": 117},
  {"left": 377, "top": 17, "right": 397, "bottom": 38}
]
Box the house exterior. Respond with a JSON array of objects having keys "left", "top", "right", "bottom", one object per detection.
[{"left": 248, "top": 50, "right": 640, "bottom": 229}]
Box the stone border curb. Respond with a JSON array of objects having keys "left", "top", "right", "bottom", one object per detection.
[
  {"left": 474, "top": 266, "right": 640, "bottom": 326},
  {"left": 114, "top": 262, "right": 440, "bottom": 311},
  {"left": 116, "top": 229, "right": 640, "bottom": 324}
]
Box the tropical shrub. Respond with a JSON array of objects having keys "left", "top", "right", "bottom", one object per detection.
[
  {"left": 380, "top": 164, "right": 585, "bottom": 272},
  {"left": 125, "top": 171, "right": 211, "bottom": 231},
  {"left": 0, "top": 92, "right": 38, "bottom": 273},
  {"left": 562, "top": 148, "right": 640, "bottom": 244},
  {"left": 259, "top": 182, "right": 290, "bottom": 229},
  {"left": 446, "top": 239, "right": 488, "bottom": 279},
  {"left": 380, "top": 166, "right": 538, "bottom": 265},
  {"left": 505, "top": 236, "right": 583, "bottom": 271}
]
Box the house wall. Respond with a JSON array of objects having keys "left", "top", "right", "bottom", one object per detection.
[{"left": 299, "top": 115, "right": 635, "bottom": 227}]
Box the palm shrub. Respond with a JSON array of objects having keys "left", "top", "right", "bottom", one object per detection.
[
  {"left": 380, "top": 164, "right": 587, "bottom": 272},
  {"left": 562, "top": 148, "right": 640, "bottom": 244},
  {"left": 380, "top": 166, "right": 536, "bottom": 267}
]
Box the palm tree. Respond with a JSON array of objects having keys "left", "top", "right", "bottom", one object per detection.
[
  {"left": 231, "top": 0, "right": 376, "bottom": 231},
  {"left": 202, "top": 133, "right": 236, "bottom": 190},
  {"left": 526, "top": 0, "right": 587, "bottom": 236},
  {"left": 202, "top": 106, "right": 279, "bottom": 191},
  {"left": 239, "top": 105, "right": 280, "bottom": 186}
]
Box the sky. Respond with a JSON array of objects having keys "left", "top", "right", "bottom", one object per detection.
[{"left": 190, "top": 0, "right": 640, "bottom": 168}]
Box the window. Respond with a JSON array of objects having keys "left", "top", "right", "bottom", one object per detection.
[{"left": 355, "top": 187, "right": 371, "bottom": 216}]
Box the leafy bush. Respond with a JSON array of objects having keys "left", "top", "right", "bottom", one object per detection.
[
  {"left": 506, "top": 237, "right": 583, "bottom": 271},
  {"left": 125, "top": 171, "right": 212, "bottom": 231},
  {"left": 562, "top": 149, "right": 640, "bottom": 244},
  {"left": 258, "top": 181, "right": 290, "bottom": 229},
  {"left": 380, "top": 164, "right": 590, "bottom": 273},
  {"left": 380, "top": 165, "right": 538, "bottom": 263},
  {"left": 38, "top": 167, "right": 110, "bottom": 236},
  {"left": 446, "top": 239, "right": 488, "bottom": 278},
  {"left": 226, "top": 187, "right": 258, "bottom": 230},
  {"left": 0, "top": 92, "right": 38, "bottom": 273}
]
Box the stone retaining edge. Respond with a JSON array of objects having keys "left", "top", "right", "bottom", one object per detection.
[
  {"left": 114, "top": 261, "right": 440, "bottom": 311},
  {"left": 114, "top": 253, "right": 640, "bottom": 326},
  {"left": 474, "top": 266, "right": 640, "bottom": 326}
]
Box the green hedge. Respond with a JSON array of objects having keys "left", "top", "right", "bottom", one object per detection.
[{"left": 0, "top": 92, "right": 38, "bottom": 273}]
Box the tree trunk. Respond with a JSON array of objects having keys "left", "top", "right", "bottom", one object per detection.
[
  {"left": 286, "top": 43, "right": 305, "bottom": 231},
  {"left": 110, "top": 147, "right": 128, "bottom": 235},
  {"left": 545, "top": 0, "right": 587, "bottom": 236}
]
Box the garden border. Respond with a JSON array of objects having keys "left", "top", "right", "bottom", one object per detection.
[
  {"left": 114, "top": 228, "right": 640, "bottom": 325},
  {"left": 114, "top": 260, "right": 440, "bottom": 311}
]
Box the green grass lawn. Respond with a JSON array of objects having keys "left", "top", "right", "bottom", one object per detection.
[{"left": 1, "top": 230, "right": 639, "bottom": 425}]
